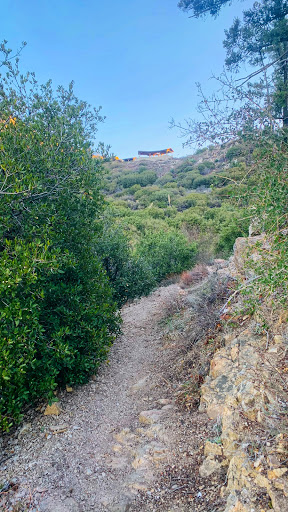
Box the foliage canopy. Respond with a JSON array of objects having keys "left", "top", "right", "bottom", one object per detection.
[{"left": 0, "top": 42, "right": 120, "bottom": 430}]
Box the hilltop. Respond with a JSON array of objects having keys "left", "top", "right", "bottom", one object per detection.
[{"left": 106, "top": 154, "right": 181, "bottom": 177}]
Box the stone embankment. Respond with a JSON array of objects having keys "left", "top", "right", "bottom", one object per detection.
[{"left": 200, "top": 236, "right": 288, "bottom": 512}]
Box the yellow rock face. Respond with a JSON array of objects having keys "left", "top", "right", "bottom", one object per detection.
[
  {"left": 204, "top": 440, "right": 223, "bottom": 457},
  {"left": 267, "top": 468, "right": 288, "bottom": 480},
  {"left": 230, "top": 345, "right": 239, "bottom": 361},
  {"left": 206, "top": 404, "right": 225, "bottom": 420},
  {"left": 210, "top": 350, "right": 232, "bottom": 379},
  {"left": 44, "top": 403, "right": 61, "bottom": 416},
  {"left": 229, "top": 500, "right": 251, "bottom": 512}
]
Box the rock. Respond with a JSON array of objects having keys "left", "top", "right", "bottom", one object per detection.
[
  {"left": 267, "top": 455, "right": 282, "bottom": 468},
  {"left": 214, "top": 259, "right": 227, "bottom": 267},
  {"left": 112, "top": 444, "right": 123, "bottom": 453},
  {"left": 274, "top": 335, "right": 284, "bottom": 344},
  {"left": 204, "top": 440, "right": 223, "bottom": 457},
  {"left": 268, "top": 468, "right": 288, "bottom": 480},
  {"left": 158, "top": 398, "right": 171, "bottom": 405},
  {"left": 269, "top": 488, "right": 288, "bottom": 512},
  {"left": 114, "top": 428, "right": 134, "bottom": 444},
  {"left": 110, "top": 499, "right": 132, "bottom": 512},
  {"left": 236, "top": 381, "right": 260, "bottom": 421},
  {"left": 210, "top": 351, "right": 232, "bottom": 379},
  {"left": 253, "top": 455, "right": 264, "bottom": 468},
  {"left": 233, "top": 235, "right": 268, "bottom": 277},
  {"left": 199, "top": 456, "right": 222, "bottom": 477},
  {"left": 139, "top": 409, "right": 163, "bottom": 425},
  {"left": 257, "top": 410, "right": 263, "bottom": 423},
  {"left": 274, "top": 477, "right": 288, "bottom": 495},
  {"left": 49, "top": 424, "right": 68, "bottom": 434},
  {"left": 137, "top": 424, "right": 167, "bottom": 441},
  {"left": 224, "top": 496, "right": 252, "bottom": 512},
  {"left": 230, "top": 346, "right": 239, "bottom": 362},
  {"left": 44, "top": 403, "right": 61, "bottom": 416},
  {"left": 226, "top": 452, "right": 250, "bottom": 491},
  {"left": 233, "top": 237, "right": 249, "bottom": 274},
  {"left": 130, "top": 377, "right": 148, "bottom": 392},
  {"left": 268, "top": 346, "right": 279, "bottom": 353},
  {"left": 197, "top": 236, "right": 288, "bottom": 511},
  {"left": 275, "top": 433, "right": 288, "bottom": 454},
  {"left": 206, "top": 404, "right": 225, "bottom": 420},
  {"left": 276, "top": 310, "right": 288, "bottom": 327},
  {"left": 161, "top": 404, "right": 174, "bottom": 411},
  {"left": 18, "top": 423, "right": 32, "bottom": 437},
  {"left": 254, "top": 473, "right": 270, "bottom": 489}
]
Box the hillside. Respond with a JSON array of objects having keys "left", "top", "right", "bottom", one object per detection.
[{"left": 102, "top": 142, "right": 250, "bottom": 263}]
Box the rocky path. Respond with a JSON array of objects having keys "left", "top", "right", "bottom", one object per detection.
[{"left": 1, "top": 281, "right": 225, "bottom": 512}]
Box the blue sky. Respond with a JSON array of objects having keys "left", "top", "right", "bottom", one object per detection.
[{"left": 1, "top": 0, "right": 253, "bottom": 157}]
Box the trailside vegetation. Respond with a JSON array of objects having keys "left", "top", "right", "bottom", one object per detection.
[
  {"left": 177, "top": 0, "right": 288, "bottom": 312},
  {"left": 0, "top": 41, "right": 122, "bottom": 430}
]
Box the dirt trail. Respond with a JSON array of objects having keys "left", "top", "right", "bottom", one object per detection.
[{"left": 1, "top": 280, "right": 225, "bottom": 512}]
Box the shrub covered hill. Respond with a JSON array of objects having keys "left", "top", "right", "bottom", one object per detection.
[{"left": 102, "top": 142, "right": 250, "bottom": 268}]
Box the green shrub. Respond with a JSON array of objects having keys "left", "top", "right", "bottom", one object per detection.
[
  {"left": 0, "top": 44, "right": 120, "bottom": 430},
  {"left": 127, "top": 184, "right": 142, "bottom": 194},
  {"left": 244, "top": 141, "right": 288, "bottom": 308},
  {"left": 120, "top": 170, "right": 157, "bottom": 188},
  {"left": 179, "top": 170, "right": 199, "bottom": 189},
  {"left": 136, "top": 230, "right": 197, "bottom": 281},
  {"left": 96, "top": 223, "right": 156, "bottom": 305},
  {"left": 163, "top": 181, "right": 178, "bottom": 189},
  {"left": 175, "top": 192, "right": 208, "bottom": 211},
  {"left": 192, "top": 175, "right": 214, "bottom": 188},
  {"left": 156, "top": 173, "right": 174, "bottom": 186},
  {"left": 215, "top": 222, "right": 246, "bottom": 258},
  {"left": 225, "top": 146, "right": 244, "bottom": 161},
  {"left": 197, "top": 161, "right": 215, "bottom": 174}
]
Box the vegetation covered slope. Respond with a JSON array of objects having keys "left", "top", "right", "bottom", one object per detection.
[{"left": 102, "top": 143, "right": 250, "bottom": 266}]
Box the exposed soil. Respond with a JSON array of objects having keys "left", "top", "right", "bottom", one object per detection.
[{"left": 1, "top": 272, "right": 228, "bottom": 512}]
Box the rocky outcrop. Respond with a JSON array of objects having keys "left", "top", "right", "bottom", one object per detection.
[{"left": 199, "top": 237, "right": 288, "bottom": 512}]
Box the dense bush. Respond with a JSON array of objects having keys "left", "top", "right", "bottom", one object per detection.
[
  {"left": 0, "top": 44, "right": 120, "bottom": 430},
  {"left": 156, "top": 172, "right": 175, "bottom": 186},
  {"left": 192, "top": 175, "right": 214, "bottom": 188},
  {"left": 225, "top": 146, "right": 244, "bottom": 161},
  {"left": 175, "top": 192, "right": 207, "bottom": 211},
  {"left": 197, "top": 161, "right": 215, "bottom": 174},
  {"left": 136, "top": 230, "right": 197, "bottom": 281},
  {"left": 120, "top": 170, "right": 157, "bottom": 188},
  {"left": 96, "top": 222, "right": 156, "bottom": 306},
  {"left": 244, "top": 141, "right": 288, "bottom": 307}
]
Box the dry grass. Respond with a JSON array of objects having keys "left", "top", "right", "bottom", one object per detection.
[
  {"left": 160, "top": 273, "right": 232, "bottom": 410},
  {"left": 180, "top": 264, "right": 209, "bottom": 287}
]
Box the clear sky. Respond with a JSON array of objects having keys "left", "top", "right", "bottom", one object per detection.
[{"left": 1, "top": 0, "right": 253, "bottom": 158}]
